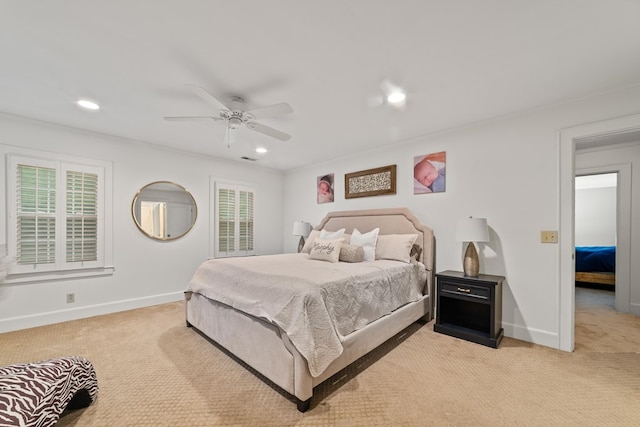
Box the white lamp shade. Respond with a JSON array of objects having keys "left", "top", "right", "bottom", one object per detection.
[
  {"left": 292, "top": 221, "right": 312, "bottom": 237},
  {"left": 455, "top": 217, "right": 489, "bottom": 242}
]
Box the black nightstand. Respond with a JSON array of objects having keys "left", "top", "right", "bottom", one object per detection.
[{"left": 434, "top": 270, "right": 504, "bottom": 348}]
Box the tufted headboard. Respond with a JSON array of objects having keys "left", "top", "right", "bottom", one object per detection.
[{"left": 315, "top": 208, "right": 435, "bottom": 297}]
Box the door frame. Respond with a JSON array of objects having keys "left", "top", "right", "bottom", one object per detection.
[{"left": 558, "top": 113, "right": 640, "bottom": 351}]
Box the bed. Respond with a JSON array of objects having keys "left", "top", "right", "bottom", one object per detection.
[
  {"left": 575, "top": 246, "right": 616, "bottom": 287},
  {"left": 184, "top": 208, "right": 434, "bottom": 411}
]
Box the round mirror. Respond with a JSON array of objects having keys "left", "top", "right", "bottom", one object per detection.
[{"left": 132, "top": 181, "right": 197, "bottom": 241}]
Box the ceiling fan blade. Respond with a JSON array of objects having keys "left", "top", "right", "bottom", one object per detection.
[
  {"left": 246, "top": 121, "right": 291, "bottom": 141},
  {"left": 185, "top": 84, "right": 231, "bottom": 111},
  {"left": 246, "top": 102, "right": 293, "bottom": 120},
  {"left": 164, "top": 116, "right": 224, "bottom": 121}
]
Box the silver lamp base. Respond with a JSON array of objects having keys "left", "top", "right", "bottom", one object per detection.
[
  {"left": 297, "top": 236, "right": 305, "bottom": 253},
  {"left": 463, "top": 242, "right": 480, "bottom": 277}
]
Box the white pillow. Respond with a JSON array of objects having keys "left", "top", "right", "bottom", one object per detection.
[
  {"left": 309, "top": 237, "right": 344, "bottom": 263},
  {"left": 350, "top": 228, "right": 379, "bottom": 261},
  {"left": 319, "top": 228, "right": 345, "bottom": 239},
  {"left": 375, "top": 234, "right": 418, "bottom": 263}
]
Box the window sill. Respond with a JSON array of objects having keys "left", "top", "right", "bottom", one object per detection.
[{"left": 1, "top": 266, "right": 115, "bottom": 285}]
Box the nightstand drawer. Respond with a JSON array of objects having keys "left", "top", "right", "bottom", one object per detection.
[{"left": 440, "top": 281, "right": 490, "bottom": 300}]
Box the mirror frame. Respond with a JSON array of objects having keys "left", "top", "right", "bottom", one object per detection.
[{"left": 131, "top": 181, "right": 197, "bottom": 241}]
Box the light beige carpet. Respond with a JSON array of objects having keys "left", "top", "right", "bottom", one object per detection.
[
  {"left": 575, "top": 286, "right": 640, "bottom": 353},
  {"left": 0, "top": 288, "right": 639, "bottom": 426}
]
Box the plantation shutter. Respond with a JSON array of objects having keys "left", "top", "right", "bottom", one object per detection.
[
  {"left": 66, "top": 170, "right": 98, "bottom": 263},
  {"left": 215, "top": 183, "right": 255, "bottom": 257},
  {"left": 16, "top": 164, "right": 57, "bottom": 266},
  {"left": 238, "top": 190, "right": 254, "bottom": 252},
  {"left": 9, "top": 155, "right": 106, "bottom": 277},
  {"left": 217, "top": 188, "right": 235, "bottom": 254}
]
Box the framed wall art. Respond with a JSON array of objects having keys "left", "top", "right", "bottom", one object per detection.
[
  {"left": 317, "top": 173, "right": 334, "bottom": 204},
  {"left": 413, "top": 151, "right": 446, "bottom": 194},
  {"left": 345, "top": 164, "right": 396, "bottom": 199}
]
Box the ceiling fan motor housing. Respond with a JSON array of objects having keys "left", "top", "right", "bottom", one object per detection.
[{"left": 220, "top": 107, "right": 254, "bottom": 127}]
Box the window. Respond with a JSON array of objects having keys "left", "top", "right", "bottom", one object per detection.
[
  {"left": 214, "top": 181, "right": 255, "bottom": 257},
  {"left": 7, "top": 154, "right": 111, "bottom": 279}
]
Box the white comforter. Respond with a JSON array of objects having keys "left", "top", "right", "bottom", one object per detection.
[{"left": 187, "top": 253, "right": 426, "bottom": 377}]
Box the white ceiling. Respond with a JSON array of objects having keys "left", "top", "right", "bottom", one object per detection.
[{"left": 2, "top": 1, "right": 640, "bottom": 171}]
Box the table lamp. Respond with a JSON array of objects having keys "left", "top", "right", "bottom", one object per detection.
[
  {"left": 292, "top": 221, "right": 312, "bottom": 253},
  {"left": 455, "top": 217, "right": 489, "bottom": 277}
]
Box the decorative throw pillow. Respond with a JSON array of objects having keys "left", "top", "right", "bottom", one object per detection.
[
  {"left": 350, "top": 228, "right": 380, "bottom": 261},
  {"left": 302, "top": 229, "right": 348, "bottom": 254},
  {"left": 301, "top": 229, "right": 320, "bottom": 254},
  {"left": 410, "top": 244, "right": 423, "bottom": 262},
  {"left": 375, "top": 234, "right": 419, "bottom": 263},
  {"left": 309, "top": 237, "right": 344, "bottom": 263},
  {"left": 339, "top": 243, "right": 365, "bottom": 263}
]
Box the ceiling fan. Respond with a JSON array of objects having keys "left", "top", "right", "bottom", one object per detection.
[
  {"left": 164, "top": 84, "right": 293, "bottom": 147},
  {"left": 366, "top": 79, "right": 407, "bottom": 109}
]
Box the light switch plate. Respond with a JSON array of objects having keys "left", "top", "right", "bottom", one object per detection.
[{"left": 540, "top": 230, "right": 558, "bottom": 243}]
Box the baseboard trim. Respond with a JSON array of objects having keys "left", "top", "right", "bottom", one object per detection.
[
  {"left": 0, "top": 292, "right": 184, "bottom": 333},
  {"left": 630, "top": 302, "right": 640, "bottom": 317},
  {"left": 2, "top": 295, "right": 567, "bottom": 351},
  {"left": 502, "top": 321, "right": 560, "bottom": 350}
]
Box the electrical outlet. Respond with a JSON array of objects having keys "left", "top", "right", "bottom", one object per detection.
[
  {"left": 540, "top": 231, "right": 558, "bottom": 243},
  {"left": 66, "top": 293, "right": 75, "bottom": 303}
]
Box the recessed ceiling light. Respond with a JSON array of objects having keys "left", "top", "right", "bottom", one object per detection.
[
  {"left": 387, "top": 91, "right": 406, "bottom": 105},
  {"left": 77, "top": 99, "right": 100, "bottom": 110},
  {"left": 256, "top": 147, "right": 267, "bottom": 154}
]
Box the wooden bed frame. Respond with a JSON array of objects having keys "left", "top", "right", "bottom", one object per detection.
[
  {"left": 575, "top": 272, "right": 615, "bottom": 287},
  {"left": 184, "top": 208, "right": 434, "bottom": 411},
  {"left": 575, "top": 246, "right": 616, "bottom": 287}
]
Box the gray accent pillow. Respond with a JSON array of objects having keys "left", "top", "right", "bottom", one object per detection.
[{"left": 339, "top": 243, "right": 365, "bottom": 263}]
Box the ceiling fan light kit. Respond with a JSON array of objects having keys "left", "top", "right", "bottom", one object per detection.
[
  {"left": 164, "top": 84, "right": 293, "bottom": 147},
  {"left": 228, "top": 116, "right": 242, "bottom": 129}
]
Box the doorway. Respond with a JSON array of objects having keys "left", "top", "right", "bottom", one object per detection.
[
  {"left": 574, "top": 162, "right": 631, "bottom": 317},
  {"left": 559, "top": 113, "right": 640, "bottom": 352},
  {"left": 574, "top": 172, "right": 617, "bottom": 314}
]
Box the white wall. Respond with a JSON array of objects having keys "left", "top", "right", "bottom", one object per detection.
[
  {"left": 575, "top": 186, "right": 617, "bottom": 246},
  {"left": 283, "top": 85, "right": 640, "bottom": 349},
  {"left": 0, "top": 113, "right": 284, "bottom": 332}
]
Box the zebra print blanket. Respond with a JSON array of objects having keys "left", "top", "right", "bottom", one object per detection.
[{"left": 0, "top": 356, "right": 98, "bottom": 427}]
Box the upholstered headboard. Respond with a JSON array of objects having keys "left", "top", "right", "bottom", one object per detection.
[{"left": 315, "top": 208, "right": 435, "bottom": 297}]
